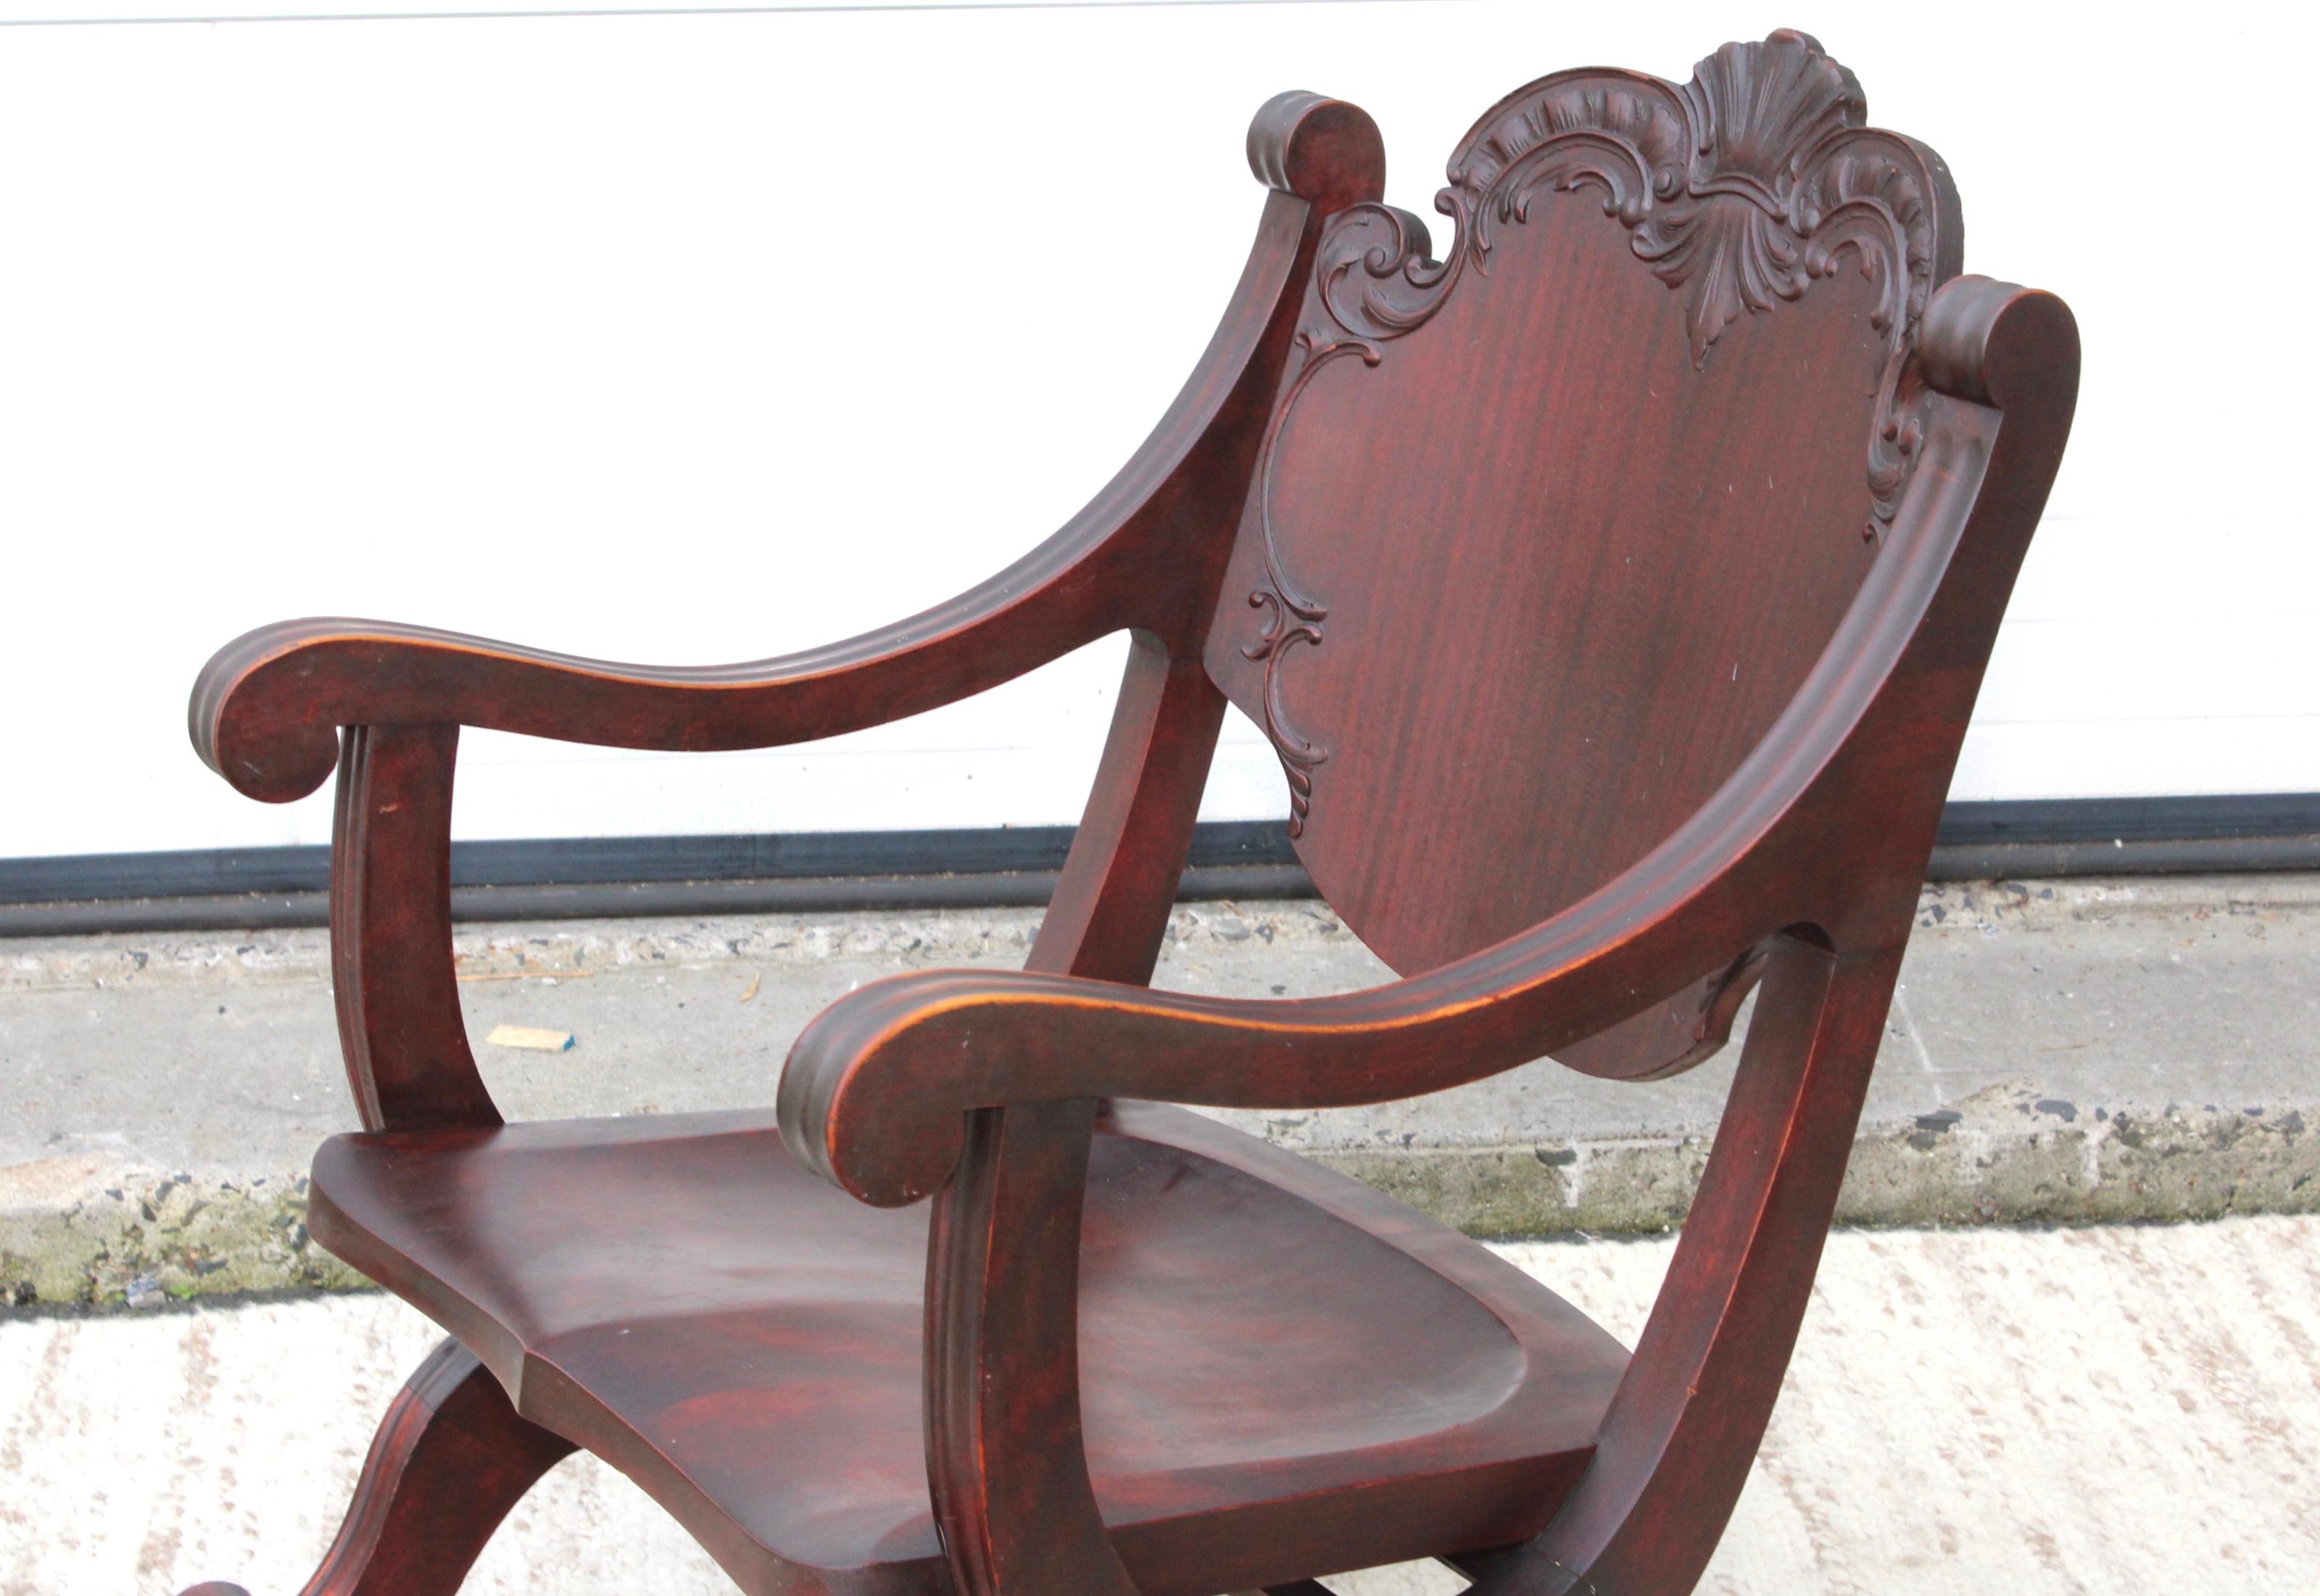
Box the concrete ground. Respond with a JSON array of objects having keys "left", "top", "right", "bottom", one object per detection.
[
  {"left": 2, "top": 873, "right": 2316, "bottom": 1303},
  {"left": 1, "top": 873, "right": 2316, "bottom": 1591},
  {"left": 6, "top": 1217, "right": 2315, "bottom": 1595}
]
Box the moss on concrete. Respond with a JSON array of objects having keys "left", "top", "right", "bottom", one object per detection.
[
  {"left": 1319, "top": 1089, "right": 2315, "bottom": 1239},
  {"left": 1313, "top": 1145, "right": 1573, "bottom": 1236},
  {"left": 4, "top": 1091, "right": 2311, "bottom": 1308},
  {"left": 1, "top": 1171, "right": 368, "bottom": 1308}
]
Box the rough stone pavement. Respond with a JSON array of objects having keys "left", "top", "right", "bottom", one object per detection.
[{"left": 4, "top": 1215, "right": 2314, "bottom": 1595}]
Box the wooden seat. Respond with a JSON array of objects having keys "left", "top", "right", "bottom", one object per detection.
[
  {"left": 178, "top": 29, "right": 2076, "bottom": 1596},
  {"left": 310, "top": 1102, "right": 1628, "bottom": 1593}
]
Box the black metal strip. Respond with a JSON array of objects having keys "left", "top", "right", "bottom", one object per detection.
[
  {"left": 1930, "top": 791, "right": 2320, "bottom": 847},
  {"left": 1, "top": 797, "right": 2313, "bottom": 936},
  {"left": 0, "top": 820, "right": 1300, "bottom": 907},
  {"left": 0, "top": 864, "right": 1320, "bottom": 936}
]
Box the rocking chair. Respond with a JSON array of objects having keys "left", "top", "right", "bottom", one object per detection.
[{"left": 181, "top": 29, "right": 2076, "bottom": 1596}]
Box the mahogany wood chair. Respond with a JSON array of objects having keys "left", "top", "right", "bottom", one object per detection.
[{"left": 178, "top": 30, "right": 2076, "bottom": 1596}]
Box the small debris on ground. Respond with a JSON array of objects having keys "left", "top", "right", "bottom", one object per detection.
[
  {"left": 739, "top": 972, "right": 761, "bottom": 1003},
  {"left": 457, "top": 970, "right": 592, "bottom": 984},
  {"left": 484, "top": 1024, "right": 576, "bottom": 1053}
]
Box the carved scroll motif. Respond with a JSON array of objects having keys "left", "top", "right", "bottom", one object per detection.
[{"left": 1243, "top": 30, "right": 1947, "bottom": 831}]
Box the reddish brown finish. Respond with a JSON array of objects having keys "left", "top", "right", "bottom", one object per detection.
[
  {"left": 1204, "top": 30, "right": 1960, "bottom": 1082},
  {"left": 923, "top": 634, "right": 1227, "bottom": 1596},
  {"left": 1478, "top": 938, "right": 1898, "bottom": 1595},
  {"left": 329, "top": 723, "right": 499, "bottom": 1132},
  {"left": 927, "top": 1100, "right": 1135, "bottom": 1596},
  {"left": 779, "top": 378, "right": 2021, "bottom": 1203},
  {"left": 181, "top": 1339, "right": 574, "bottom": 1596},
  {"left": 185, "top": 95, "right": 1378, "bottom": 812},
  {"left": 302, "top": 1104, "right": 1626, "bottom": 1594},
  {"left": 180, "top": 32, "right": 2076, "bottom": 1596}
]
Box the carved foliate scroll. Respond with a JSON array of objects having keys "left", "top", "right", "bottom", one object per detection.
[{"left": 1243, "top": 30, "right": 1955, "bottom": 834}]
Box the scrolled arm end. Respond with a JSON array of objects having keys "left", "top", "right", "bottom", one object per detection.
[
  {"left": 772, "top": 891, "right": 1742, "bottom": 1206},
  {"left": 776, "top": 971, "right": 1030, "bottom": 1207},
  {"left": 1919, "top": 275, "right": 2079, "bottom": 412},
  {"left": 1247, "top": 91, "right": 1385, "bottom": 215},
  {"left": 187, "top": 576, "right": 1132, "bottom": 805},
  {"left": 190, "top": 621, "right": 359, "bottom": 802},
  {"left": 776, "top": 968, "right": 1288, "bottom": 1207}
]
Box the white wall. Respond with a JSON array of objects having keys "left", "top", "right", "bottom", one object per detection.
[{"left": 4, "top": 0, "right": 2313, "bottom": 860}]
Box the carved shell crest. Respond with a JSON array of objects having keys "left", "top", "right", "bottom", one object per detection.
[
  {"left": 1242, "top": 30, "right": 1954, "bottom": 836},
  {"left": 1331, "top": 28, "right": 1944, "bottom": 373}
]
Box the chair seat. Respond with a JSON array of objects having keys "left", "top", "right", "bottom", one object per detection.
[{"left": 309, "top": 1099, "right": 1630, "bottom": 1595}]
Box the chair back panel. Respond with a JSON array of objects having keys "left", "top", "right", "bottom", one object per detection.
[{"left": 1203, "top": 30, "right": 1960, "bottom": 977}]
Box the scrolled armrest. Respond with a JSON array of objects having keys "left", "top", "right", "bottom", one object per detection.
[
  {"left": 776, "top": 269, "right": 2081, "bottom": 1210},
  {"left": 776, "top": 399, "right": 2044, "bottom": 1208},
  {"left": 192, "top": 579, "right": 1114, "bottom": 804},
  {"left": 776, "top": 859, "right": 1779, "bottom": 1207}
]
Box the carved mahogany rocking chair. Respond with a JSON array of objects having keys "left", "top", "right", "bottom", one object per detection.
[{"left": 181, "top": 30, "right": 2076, "bottom": 1596}]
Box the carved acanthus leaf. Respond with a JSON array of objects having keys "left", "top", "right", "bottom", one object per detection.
[{"left": 1240, "top": 30, "right": 1952, "bottom": 830}]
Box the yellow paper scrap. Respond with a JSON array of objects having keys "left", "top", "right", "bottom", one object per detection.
[{"left": 484, "top": 1024, "right": 575, "bottom": 1053}]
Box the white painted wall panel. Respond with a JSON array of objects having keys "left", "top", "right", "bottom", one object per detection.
[{"left": 2, "top": 1, "right": 2313, "bottom": 860}]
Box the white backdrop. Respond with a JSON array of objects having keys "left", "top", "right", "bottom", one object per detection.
[{"left": 4, "top": 0, "right": 2313, "bottom": 860}]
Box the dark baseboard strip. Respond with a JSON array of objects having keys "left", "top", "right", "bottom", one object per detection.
[
  {"left": 1924, "top": 836, "right": 2320, "bottom": 881},
  {"left": 2, "top": 796, "right": 2315, "bottom": 938},
  {"left": 0, "top": 819, "right": 1302, "bottom": 907},
  {"left": 0, "top": 864, "right": 1322, "bottom": 937},
  {"left": 1930, "top": 791, "right": 2320, "bottom": 847}
]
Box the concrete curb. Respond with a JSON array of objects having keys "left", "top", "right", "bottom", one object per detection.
[
  {"left": 6, "top": 875, "right": 2316, "bottom": 1309},
  {"left": 1320, "top": 1086, "right": 2316, "bottom": 1238},
  {"left": 7, "top": 1086, "right": 2311, "bottom": 1310},
  {"left": 0, "top": 1161, "right": 366, "bottom": 1308}
]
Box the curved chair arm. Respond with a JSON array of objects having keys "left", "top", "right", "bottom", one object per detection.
[
  {"left": 197, "top": 479, "right": 1186, "bottom": 801},
  {"left": 193, "top": 622, "right": 1004, "bottom": 809},
  {"left": 186, "top": 89, "right": 1389, "bottom": 1157},
  {"left": 189, "top": 93, "right": 1383, "bottom": 807},
  {"left": 780, "top": 874, "right": 1786, "bottom": 1208},
  {"left": 780, "top": 275, "right": 2079, "bottom": 1212},
  {"left": 782, "top": 507, "right": 1920, "bottom": 1205},
  {"left": 197, "top": 543, "right": 1161, "bottom": 805}
]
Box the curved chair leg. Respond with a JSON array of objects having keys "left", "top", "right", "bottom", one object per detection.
[
  {"left": 1473, "top": 936, "right": 1902, "bottom": 1596},
  {"left": 178, "top": 1337, "right": 575, "bottom": 1596}
]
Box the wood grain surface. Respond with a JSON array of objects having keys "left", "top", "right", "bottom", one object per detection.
[{"left": 179, "top": 30, "right": 2076, "bottom": 1596}]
